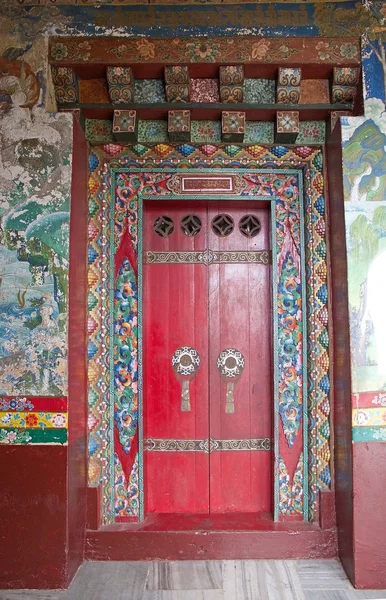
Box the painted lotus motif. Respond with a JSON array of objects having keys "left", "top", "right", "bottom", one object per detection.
[{"left": 114, "top": 257, "right": 138, "bottom": 456}]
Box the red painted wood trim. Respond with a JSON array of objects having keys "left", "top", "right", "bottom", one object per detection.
[
  {"left": 319, "top": 490, "right": 336, "bottom": 531},
  {"left": 0, "top": 396, "right": 68, "bottom": 412},
  {"left": 0, "top": 446, "right": 68, "bottom": 589},
  {"left": 87, "top": 486, "right": 102, "bottom": 531},
  {"left": 353, "top": 443, "right": 386, "bottom": 589},
  {"left": 351, "top": 391, "right": 386, "bottom": 409},
  {"left": 326, "top": 122, "right": 354, "bottom": 584},
  {"left": 68, "top": 117, "right": 89, "bottom": 582}
]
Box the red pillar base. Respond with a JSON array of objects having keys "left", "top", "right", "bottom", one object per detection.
[
  {"left": 0, "top": 447, "right": 68, "bottom": 589},
  {"left": 352, "top": 443, "right": 386, "bottom": 589}
]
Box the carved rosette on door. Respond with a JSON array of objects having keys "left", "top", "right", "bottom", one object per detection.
[
  {"left": 217, "top": 348, "right": 245, "bottom": 413},
  {"left": 171, "top": 346, "right": 200, "bottom": 411}
]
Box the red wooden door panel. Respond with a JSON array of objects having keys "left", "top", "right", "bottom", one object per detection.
[
  {"left": 143, "top": 201, "right": 209, "bottom": 513},
  {"left": 208, "top": 202, "right": 272, "bottom": 513},
  {"left": 143, "top": 199, "right": 272, "bottom": 516}
]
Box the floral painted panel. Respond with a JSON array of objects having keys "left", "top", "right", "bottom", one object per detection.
[
  {"left": 114, "top": 258, "right": 138, "bottom": 456},
  {"left": 275, "top": 177, "right": 303, "bottom": 449},
  {"left": 138, "top": 120, "right": 168, "bottom": 143},
  {"left": 277, "top": 231, "right": 303, "bottom": 448},
  {"left": 0, "top": 396, "right": 68, "bottom": 445},
  {"left": 134, "top": 79, "right": 166, "bottom": 103},
  {"left": 0, "top": 411, "right": 67, "bottom": 428},
  {"left": 191, "top": 121, "right": 222, "bottom": 143},
  {"left": 244, "top": 79, "right": 276, "bottom": 104},
  {"left": 50, "top": 37, "right": 360, "bottom": 66},
  {"left": 85, "top": 119, "right": 114, "bottom": 144},
  {"left": 244, "top": 122, "right": 274, "bottom": 144},
  {"left": 297, "top": 121, "right": 326, "bottom": 144},
  {"left": 279, "top": 453, "right": 304, "bottom": 516},
  {"left": 115, "top": 453, "right": 139, "bottom": 517},
  {"left": 114, "top": 257, "right": 139, "bottom": 516}
]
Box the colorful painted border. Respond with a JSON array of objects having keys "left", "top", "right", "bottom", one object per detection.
[
  {"left": 110, "top": 171, "right": 307, "bottom": 521},
  {"left": 0, "top": 397, "right": 68, "bottom": 445},
  {"left": 353, "top": 407, "right": 386, "bottom": 427},
  {"left": 352, "top": 391, "right": 386, "bottom": 409},
  {"left": 87, "top": 143, "right": 329, "bottom": 524},
  {"left": 50, "top": 36, "right": 360, "bottom": 66},
  {"left": 352, "top": 427, "right": 386, "bottom": 443},
  {"left": 351, "top": 392, "right": 386, "bottom": 443}
]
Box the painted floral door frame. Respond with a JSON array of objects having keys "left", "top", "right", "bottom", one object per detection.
[{"left": 87, "top": 144, "right": 329, "bottom": 526}]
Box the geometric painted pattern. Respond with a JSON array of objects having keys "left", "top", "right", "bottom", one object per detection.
[
  {"left": 87, "top": 143, "right": 329, "bottom": 524},
  {"left": 304, "top": 151, "right": 331, "bottom": 491}
]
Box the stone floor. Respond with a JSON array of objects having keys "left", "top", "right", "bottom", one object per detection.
[{"left": 1, "top": 560, "right": 386, "bottom": 600}]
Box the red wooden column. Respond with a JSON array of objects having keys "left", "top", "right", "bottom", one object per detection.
[
  {"left": 328, "top": 122, "right": 386, "bottom": 590},
  {"left": 0, "top": 119, "right": 88, "bottom": 589}
]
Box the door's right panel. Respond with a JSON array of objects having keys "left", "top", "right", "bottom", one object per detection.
[{"left": 208, "top": 201, "right": 272, "bottom": 513}]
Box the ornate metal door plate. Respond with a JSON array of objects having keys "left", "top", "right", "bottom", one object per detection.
[
  {"left": 172, "top": 346, "right": 200, "bottom": 411},
  {"left": 146, "top": 437, "right": 271, "bottom": 453},
  {"left": 145, "top": 249, "right": 271, "bottom": 265},
  {"left": 217, "top": 348, "right": 245, "bottom": 413}
]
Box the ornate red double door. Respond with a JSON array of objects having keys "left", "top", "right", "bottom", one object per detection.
[{"left": 144, "top": 200, "right": 272, "bottom": 515}]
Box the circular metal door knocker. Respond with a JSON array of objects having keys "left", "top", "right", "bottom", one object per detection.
[
  {"left": 217, "top": 348, "right": 245, "bottom": 413},
  {"left": 172, "top": 346, "right": 200, "bottom": 412}
]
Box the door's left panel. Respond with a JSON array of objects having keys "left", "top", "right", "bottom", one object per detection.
[{"left": 143, "top": 201, "right": 209, "bottom": 514}]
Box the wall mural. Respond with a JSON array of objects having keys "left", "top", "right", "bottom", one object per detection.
[
  {"left": 340, "top": 3, "right": 386, "bottom": 441},
  {"left": 0, "top": 42, "right": 72, "bottom": 401}
]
